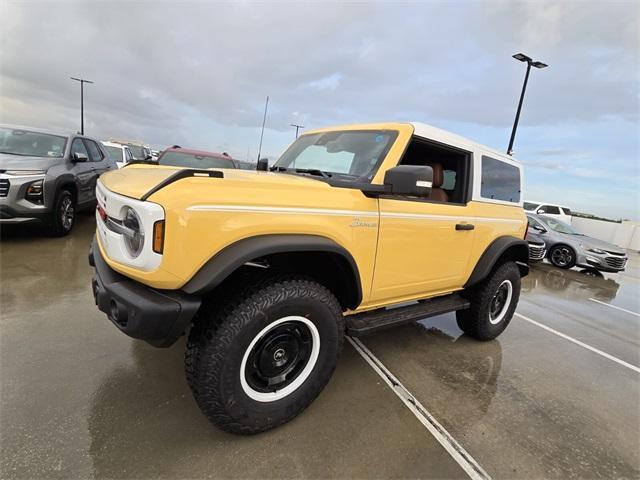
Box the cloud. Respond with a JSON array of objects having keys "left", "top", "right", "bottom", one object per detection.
[
  {"left": 306, "top": 73, "right": 343, "bottom": 91},
  {"left": 0, "top": 0, "right": 638, "bottom": 218}
]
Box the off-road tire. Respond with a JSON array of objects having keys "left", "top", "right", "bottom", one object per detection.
[
  {"left": 185, "top": 276, "right": 344, "bottom": 435},
  {"left": 456, "top": 262, "right": 520, "bottom": 341},
  {"left": 548, "top": 244, "right": 576, "bottom": 269},
  {"left": 47, "top": 190, "right": 75, "bottom": 237}
]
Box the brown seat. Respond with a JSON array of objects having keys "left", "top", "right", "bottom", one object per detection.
[{"left": 428, "top": 163, "right": 449, "bottom": 202}]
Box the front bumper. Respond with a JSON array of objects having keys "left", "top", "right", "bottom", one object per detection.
[
  {"left": 89, "top": 238, "right": 201, "bottom": 347},
  {"left": 0, "top": 174, "right": 50, "bottom": 223},
  {"left": 577, "top": 251, "right": 627, "bottom": 272},
  {"left": 528, "top": 242, "right": 546, "bottom": 262}
]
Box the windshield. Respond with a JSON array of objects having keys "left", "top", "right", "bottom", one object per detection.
[
  {"left": 273, "top": 130, "right": 398, "bottom": 181},
  {"left": 543, "top": 216, "right": 578, "bottom": 235},
  {"left": 128, "top": 145, "right": 145, "bottom": 159},
  {"left": 104, "top": 146, "right": 123, "bottom": 162},
  {"left": 158, "top": 151, "right": 235, "bottom": 169},
  {"left": 523, "top": 202, "right": 539, "bottom": 211},
  {"left": 0, "top": 127, "right": 67, "bottom": 158}
]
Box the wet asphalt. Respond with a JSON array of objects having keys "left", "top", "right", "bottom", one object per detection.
[{"left": 1, "top": 214, "right": 639, "bottom": 479}]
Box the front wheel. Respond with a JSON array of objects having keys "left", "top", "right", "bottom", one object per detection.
[
  {"left": 549, "top": 245, "right": 576, "bottom": 269},
  {"left": 456, "top": 262, "right": 521, "bottom": 341},
  {"left": 47, "top": 190, "right": 75, "bottom": 237},
  {"left": 185, "top": 277, "right": 344, "bottom": 435}
]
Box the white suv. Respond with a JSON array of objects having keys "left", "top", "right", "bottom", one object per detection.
[{"left": 524, "top": 201, "right": 572, "bottom": 223}]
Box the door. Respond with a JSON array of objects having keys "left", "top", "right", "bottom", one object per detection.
[
  {"left": 371, "top": 199, "right": 475, "bottom": 302},
  {"left": 84, "top": 139, "right": 111, "bottom": 203},
  {"left": 370, "top": 136, "right": 476, "bottom": 303},
  {"left": 69, "top": 138, "right": 95, "bottom": 206}
]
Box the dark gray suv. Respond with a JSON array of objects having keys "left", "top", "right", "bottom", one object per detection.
[{"left": 0, "top": 125, "right": 117, "bottom": 236}]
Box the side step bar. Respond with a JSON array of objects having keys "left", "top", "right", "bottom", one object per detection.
[{"left": 346, "top": 294, "right": 470, "bottom": 336}]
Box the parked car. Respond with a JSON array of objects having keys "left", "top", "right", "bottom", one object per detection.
[
  {"left": 109, "top": 139, "right": 153, "bottom": 162},
  {"left": 526, "top": 213, "right": 627, "bottom": 272},
  {"left": 157, "top": 146, "right": 240, "bottom": 169},
  {"left": 90, "top": 121, "right": 529, "bottom": 434},
  {"left": 525, "top": 229, "right": 546, "bottom": 262},
  {"left": 0, "top": 124, "right": 117, "bottom": 235},
  {"left": 524, "top": 200, "right": 572, "bottom": 223},
  {"left": 102, "top": 141, "right": 134, "bottom": 168}
]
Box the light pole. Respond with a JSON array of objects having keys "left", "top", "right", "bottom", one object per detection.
[
  {"left": 291, "top": 123, "right": 305, "bottom": 138},
  {"left": 507, "top": 53, "right": 547, "bottom": 156},
  {"left": 70, "top": 77, "right": 94, "bottom": 135}
]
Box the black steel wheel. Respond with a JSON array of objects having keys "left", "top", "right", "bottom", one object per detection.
[
  {"left": 457, "top": 262, "right": 521, "bottom": 341},
  {"left": 185, "top": 276, "right": 343, "bottom": 435}
]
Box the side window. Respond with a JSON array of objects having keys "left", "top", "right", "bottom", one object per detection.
[
  {"left": 126, "top": 148, "right": 133, "bottom": 162},
  {"left": 442, "top": 170, "right": 457, "bottom": 190},
  {"left": 541, "top": 205, "right": 561, "bottom": 215},
  {"left": 480, "top": 156, "right": 521, "bottom": 203},
  {"left": 70, "top": 138, "right": 89, "bottom": 158},
  {"left": 527, "top": 216, "right": 544, "bottom": 229},
  {"left": 398, "top": 137, "right": 469, "bottom": 203},
  {"left": 84, "top": 140, "right": 104, "bottom": 162}
]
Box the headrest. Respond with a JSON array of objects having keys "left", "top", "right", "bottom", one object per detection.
[{"left": 430, "top": 163, "right": 444, "bottom": 188}]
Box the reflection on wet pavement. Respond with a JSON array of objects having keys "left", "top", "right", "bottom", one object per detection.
[
  {"left": 522, "top": 262, "right": 621, "bottom": 302},
  {"left": 1, "top": 216, "right": 639, "bottom": 479}
]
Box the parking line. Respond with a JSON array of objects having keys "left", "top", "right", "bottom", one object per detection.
[
  {"left": 346, "top": 336, "right": 492, "bottom": 480},
  {"left": 515, "top": 313, "right": 640, "bottom": 374},
  {"left": 588, "top": 298, "right": 640, "bottom": 318}
]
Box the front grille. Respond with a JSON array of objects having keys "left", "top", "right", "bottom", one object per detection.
[
  {"left": 0, "top": 179, "right": 9, "bottom": 197},
  {"left": 528, "top": 243, "right": 546, "bottom": 261},
  {"left": 605, "top": 256, "right": 627, "bottom": 269},
  {"left": 605, "top": 250, "right": 625, "bottom": 256}
]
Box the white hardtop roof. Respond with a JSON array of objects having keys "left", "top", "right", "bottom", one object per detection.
[
  {"left": 101, "top": 141, "right": 127, "bottom": 148},
  {"left": 409, "top": 122, "right": 517, "bottom": 163}
]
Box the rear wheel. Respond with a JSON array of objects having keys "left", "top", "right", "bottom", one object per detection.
[
  {"left": 47, "top": 190, "right": 75, "bottom": 237},
  {"left": 549, "top": 245, "right": 576, "bottom": 269},
  {"left": 457, "top": 262, "right": 521, "bottom": 341},
  {"left": 185, "top": 276, "right": 343, "bottom": 435}
]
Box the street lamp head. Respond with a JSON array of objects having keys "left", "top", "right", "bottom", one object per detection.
[
  {"left": 531, "top": 61, "right": 548, "bottom": 69},
  {"left": 512, "top": 53, "right": 532, "bottom": 63}
]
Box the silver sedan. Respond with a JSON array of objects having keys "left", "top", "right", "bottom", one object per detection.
[{"left": 526, "top": 214, "right": 628, "bottom": 272}]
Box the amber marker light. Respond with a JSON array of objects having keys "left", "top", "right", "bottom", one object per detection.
[{"left": 153, "top": 220, "right": 165, "bottom": 254}]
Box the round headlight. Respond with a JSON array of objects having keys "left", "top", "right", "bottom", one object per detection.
[{"left": 122, "top": 207, "right": 144, "bottom": 257}]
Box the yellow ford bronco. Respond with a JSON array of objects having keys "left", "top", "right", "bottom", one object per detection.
[{"left": 89, "top": 122, "right": 528, "bottom": 434}]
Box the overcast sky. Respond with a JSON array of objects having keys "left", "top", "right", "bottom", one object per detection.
[{"left": 1, "top": 0, "right": 638, "bottom": 219}]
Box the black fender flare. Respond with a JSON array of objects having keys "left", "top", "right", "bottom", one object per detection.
[
  {"left": 464, "top": 236, "right": 529, "bottom": 288},
  {"left": 182, "top": 234, "right": 363, "bottom": 308},
  {"left": 49, "top": 174, "right": 79, "bottom": 208}
]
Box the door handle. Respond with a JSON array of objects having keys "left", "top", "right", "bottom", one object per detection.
[{"left": 455, "top": 223, "right": 475, "bottom": 231}]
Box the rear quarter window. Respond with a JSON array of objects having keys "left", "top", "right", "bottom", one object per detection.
[{"left": 480, "top": 156, "right": 521, "bottom": 203}]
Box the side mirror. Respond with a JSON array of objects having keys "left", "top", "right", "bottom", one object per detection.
[
  {"left": 383, "top": 165, "right": 433, "bottom": 197},
  {"left": 537, "top": 209, "right": 546, "bottom": 214},
  {"left": 73, "top": 152, "right": 88, "bottom": 163},
  {"left": 145, "top": 154, "right": 153, "bottom": 161},
  {"left": 533, "top": 225, "right": 547, "bottom": 233},
  {"left": 256, "top": 158, "right": 269, "bottom": 171}
]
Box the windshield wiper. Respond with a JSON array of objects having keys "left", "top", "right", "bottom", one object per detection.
[
  {"left": 0, "top": 151, "right": 30, "bottom": 156},
  {"left": 270, "top": 166, "right": 332, "bottom": 178},
  {"left": 293, "top": 168, "right": 332, "bottom": 178}
]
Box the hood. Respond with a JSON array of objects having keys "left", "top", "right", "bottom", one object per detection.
[
  {"left": 576, "top": 235, "right": 626, "bottom": 254},
  {"left": 0, "top": 153, "right": 61, "bottom": 171},
  {"left": 99, "top": 164, "right": 332, "bottom": 200}
]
